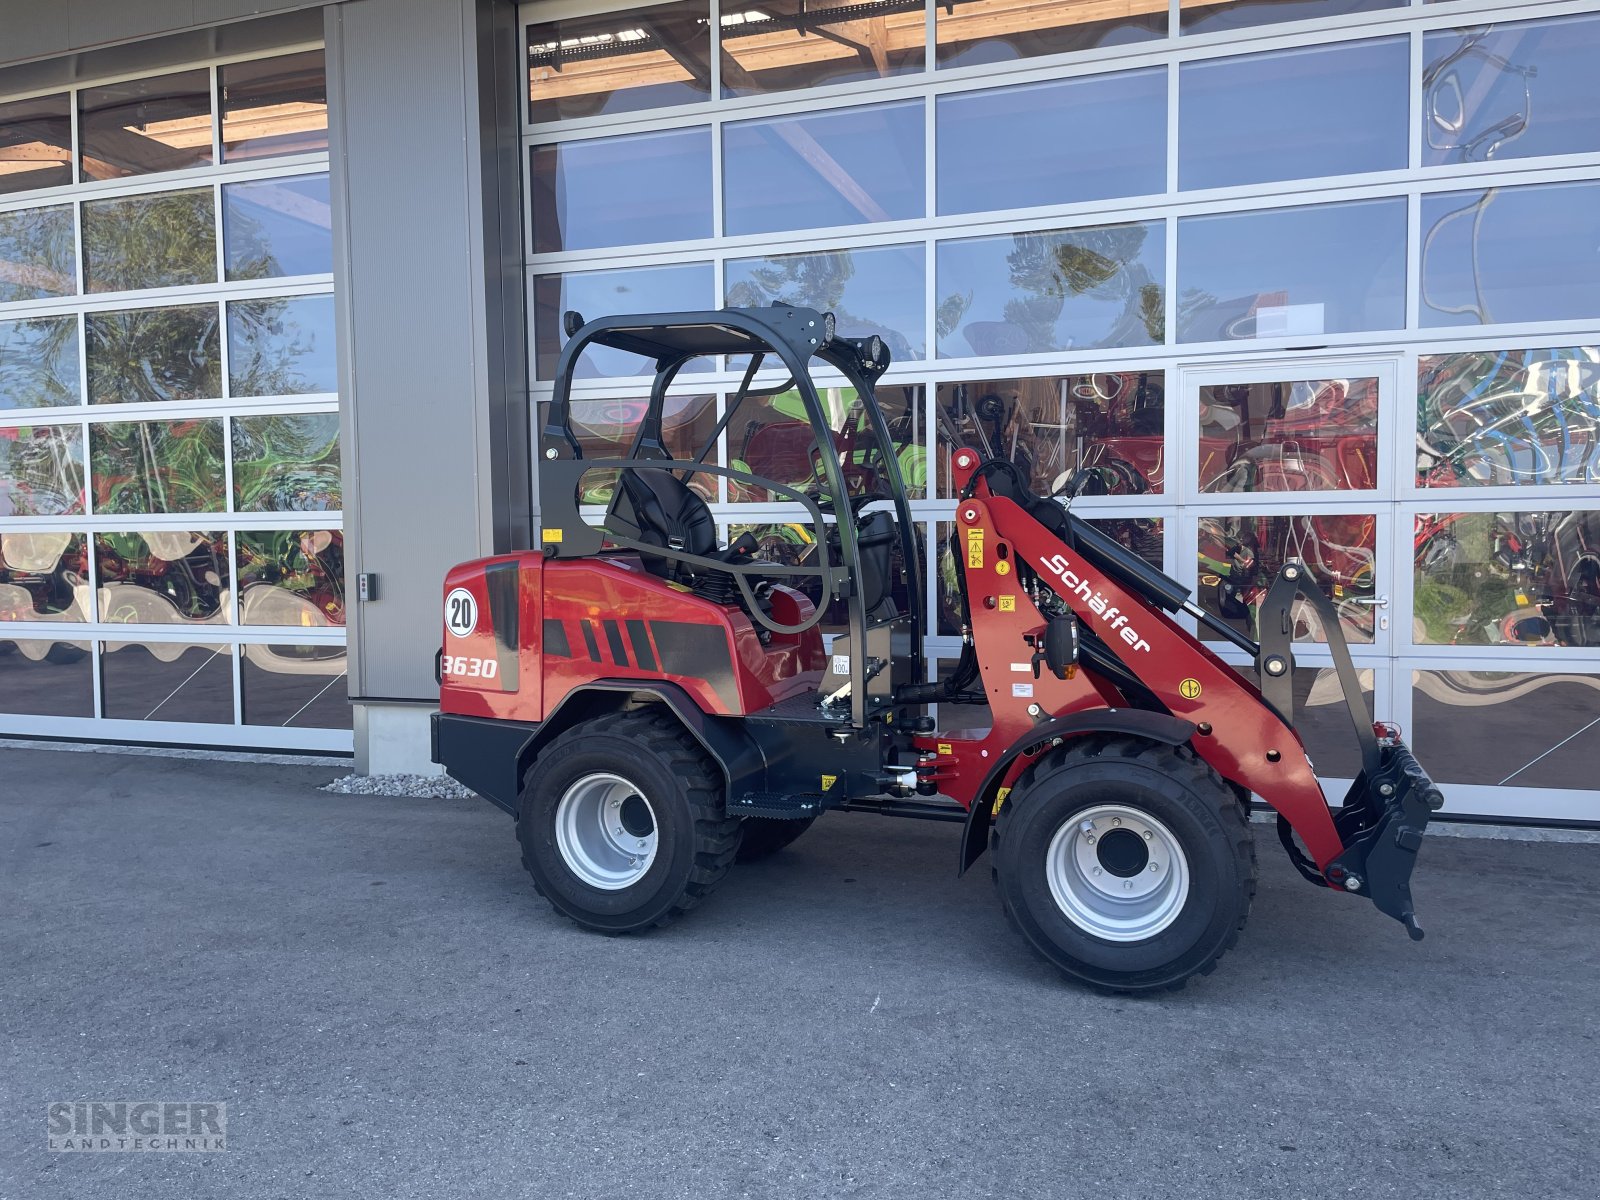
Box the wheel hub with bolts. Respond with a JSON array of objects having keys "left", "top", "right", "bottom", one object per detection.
[
  {"left": 1046, "top": 804, "right": 1191, "bottom": 942},
  {"left": 554, "top": 772, "right": 659, "bottom": 891}
]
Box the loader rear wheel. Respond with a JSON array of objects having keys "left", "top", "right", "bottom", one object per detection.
[
  {"left": 992, "top": 736, "right": 1256, "bottom": 993},
  {"left": 515, "top": 710, "right": 742, "bottom": 934},
  {"left": 735, "top": 815, "right": 817, "bottom": 863}
]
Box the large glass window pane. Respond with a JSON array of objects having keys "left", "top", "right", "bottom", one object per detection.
[
  {"left": 726, "top": 244, "right": 926, "bottom": 361},
  {"left": 1414, "top": 510, "right": 1600, "bottom": 648},
  {"left": 1196, "top": 512, "right": 1377, "bottom": 643},
  {"left": 1197, "top": 376, "right": 1380, "bottom": 494},
  {"left": 1420, "top": 182, "right": 1600, "bottom": 329},
  {"left": 721, "top": 1, "right": 924, "bottom": 98},
  {"left": 936, "top": 222, "right": 1164, "bottom": 358},
  {"left": 0, "top": 531, "right": 89, "bottom": 623},
  {"left": 236, "top": 529, "right": 345, "bottom": 627},
  {"left": 233, "top": 412, "right": 341, "bottom": 512},
  {"left": 0, "top": 93, "right": 73, "bottom": 195},
  {"left": 531, "top": 128, "right": 711, "bottom": 253},
  {"left": 533, "top": 261, "right": 714, "bottom": 379},
  {"left": 227, "top": 295, "right": 337, "bottom": 397},
  {"left": 89, "top": 418, "right": 226, "bottom": 514},
  {"left": 1423, "top": 16, "right": 1600, "bottom": 167},
  {"left": 1412, "top": 670, "right": 1600, "bottom": 789},
  {"left": 539, "top": 393, "right": 717, "bottom": 506},
  {"left": 86, "top": 304, "right": 221, "bottom": 405},
  {"left": 936, "top": 0, "right": 1165, "bottom": 69},
  {"left": 220, "top": 51, "right": 328, "bottom": 161},
  {"left": 937, "top": 70, "right": 1165, "bottom": 216},
  {"left": 243, "top": 643, "right": 348, "bottom": 729},
  {"left": 1418, "top": 349, "right": 1600, "bottom": 489},
  {"left": 528, "top": 1, "right": 711, "bottom": 123},
  {"left": 79, "top": 70, "right": 213, "bottom": 182},
  {"left": 0, "top": 317, "right": 79, "bottom": 410},
  {"left": 0, "top": 422, "right": 84, "bottom": 516},
  {"left": 0, "top": 639, "right": 93, "bottom": 717},
  {"left": 1248, "top": 664, "right": 1374, "bottom": 779},
  {"left": 0, "top": 204, "right": 75, "bottom": 303},
  {"left": 101, "top": 640, "right": 234, "bottom": 724},
  {"left": 223, "top": 174, "right": 333, "bottom": 279},
  {"left": 1178, "top": 199, "right": 1405, "bottom": 343},
  {"left": 725, "top": 101, "right": 923, "bottom": 236},
  {"left": 82, "top": 188, "right": 217, "bottom": 293},
  {"left": 1180, "top": 0, "right": 1402, "bottom": 37},
  {"left": 935, "top": 371, "right": 1166, "bottom": 497},
  {"left": 1179, "top": 39, "right": 1407, "bottom": 191},
  {"left": 95, "top": 531, "right": 230, "bottom": 626}
]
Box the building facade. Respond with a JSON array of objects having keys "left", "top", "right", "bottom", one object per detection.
[{"left": 1, "top": 0, "right": 1597, "bottom": 823}]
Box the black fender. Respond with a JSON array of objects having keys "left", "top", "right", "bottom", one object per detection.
[
  {"left": 432, "top": 681, "right": 764, "bottom": 817},
  {"left": 956, "top": 709, "right": 1197, "bottom": 875}
]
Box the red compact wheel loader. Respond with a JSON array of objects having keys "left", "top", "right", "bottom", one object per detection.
[{"left": 433, "top": 306, "right": 1442, "bottom": 992}]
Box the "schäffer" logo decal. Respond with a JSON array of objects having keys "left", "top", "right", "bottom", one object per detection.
[{"left": 1039, "top": 553, "right": 1152, "bottom": 654}]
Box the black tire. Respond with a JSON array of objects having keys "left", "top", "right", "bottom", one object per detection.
[
  {"left": 992, "top": 735, "right": 1256, "bottom": 994},
  {"left": 515, "top": 709, "right": 742, "bottom": 934},
  {"left": 735, "top": 815, "right": 817, "bottom": 863}
]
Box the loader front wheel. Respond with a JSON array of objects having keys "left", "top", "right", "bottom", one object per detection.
[
  {"left": 993, "top": 736, "right": 1255, "bottom": 993},
  {"left": 515, "top": 710, "right": 742, "bottom": 934}
]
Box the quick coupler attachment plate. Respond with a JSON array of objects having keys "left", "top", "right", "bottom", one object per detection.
[{"left": 1325, "top": 743, "right": 1444, "bottom": 941}]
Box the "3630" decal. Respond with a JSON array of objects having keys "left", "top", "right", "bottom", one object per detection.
[{"left": 441, "top": 655, "right": 499, "bottom": 680}]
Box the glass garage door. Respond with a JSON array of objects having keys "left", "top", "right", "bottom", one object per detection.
[{"left": 0, "top": 46, "right": 349, "bottom": 751}]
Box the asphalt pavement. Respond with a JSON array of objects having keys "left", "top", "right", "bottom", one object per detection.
[{"left": 2, "top": 744, "right": 1596, "bottom": 1200}]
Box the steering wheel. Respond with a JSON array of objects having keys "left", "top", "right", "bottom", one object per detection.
[{"left": 807, "top": 490, "right": 886, "bottom": 517}]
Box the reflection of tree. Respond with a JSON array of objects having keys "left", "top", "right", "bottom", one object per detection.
[
  {"left": 0, "top": 424, "right": 84, "bottom": 516},
  {"left": 229, "top": 297, "right": 332, "bottom": 397},
  {"left": 232, "top": 413, "right": 341, "bottom": 511},
  {"left": 86, "top": 306, "right": 221, "bottom": 404},
  {"left": 83, "top": 189, "right": 214, "bottom": 291},
  {"left": 0, "top": 205, "right": 75, "bottom": 302},
  {"left": 999, "top": 225, "right": 1163, "bottom": 351},
  {"left": 727, "top": 250, "right": 916, "bottom": 361},
  {"left": 0, "top": 316, "right": 78, "bottom": 409},
  {"left": 90, "top": 420, "right": 226, "bottom": 514}
]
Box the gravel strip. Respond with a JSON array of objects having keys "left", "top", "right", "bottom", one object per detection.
[{"left": 320, "top": 772, "right": 478, "bottom": 799}]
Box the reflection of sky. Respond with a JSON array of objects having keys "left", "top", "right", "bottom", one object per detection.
[
  {"left": 938, "top": 69, "right": 1165, "bottom": 214},
  {"left": 724, "top": 245, "right": 925, "bottom": 360},
  {"left": 1423, "top": 15, "right": 1600, "bottom": 166},
  {"left": 223, "top": 174, "right": 333, "bottom": 278},
  {"left": 1177, "top": 199, "right": 1405, "bottom": 342},
  {"left": 230, "top": 295, "right": 338, "bottom": 395},
  {"left": 725, "top": 101, "right": 923, "bottom": 235},
  {"left": 0, "top": 317, "right": 78, "bottom": 409},
  {"left": 1180, "top": 38, "right": 1408, "bottom": 189},
  {"left": 535, "top": 262, "right": 714, "bottom": 378},
  {"left": 1182, "top": 0, "right": 1400, "bottom": 37},
  {"left": 1420, "top": 182, "right": 1600, "bottom": 328},
  {"left": 535, "top": 127, "right": 711, "bottom": 252}
]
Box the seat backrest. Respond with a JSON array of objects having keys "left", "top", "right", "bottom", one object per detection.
[
  {"left": 856, "top": 509, "right": 898, "bottom": 620},
  {"left": 608, "top": 467, "right": 718, "bottom": 578}
]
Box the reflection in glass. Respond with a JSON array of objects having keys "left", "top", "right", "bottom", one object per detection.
[
  {"left": 534, "top": 261, "right": 714, "bottom": 379},
  {"left": 236, "top": 529, "right": 345, "bottom": 627},
  {"left": 233, "top": 412, "right": 341, "bottom": 512},
  {"left": 1423, "top": 16, "right": 1600, "bottom": 167},
  {"left": 1197, "top": 377, "right": 1379, "bottom": 494},
  {"left": 1196, "top": 512, "right": 1377, "bottom": 643},
  {"left": 95, "top": 531, "right": 229, "bottom": 626},
  {"left": 228, "top": 296, "right": 338, "bottom": 396},
  {"left": 1180, "top": 0, "right": 1402, "bottom": 37},
  {"left": 936, "top": 372, "right": 1165, "bottom": 497},
  {"left": 529, "top": 1, "right": 711, "bottom": 122},
  {"left": 540, "top": 393, "right": 716, "bottom": 506},
  {"left": 86, "top": 305, "right": 221, "bottom": 405},
  {"left": 936, "top": 0, "right": 1165, "bottom": 68},
  {"left": 89, "top": 419, "right": 226, "bottom": 514},
  {"left": 937, "top": 71, "right": 1164, "bottom": 216},
  {"left": 0, "top": 531, "right": 89, "bottom": 623},
  {"left": 0, "top": 317, "right": 79, "bottom": 410},
  {"left": 79, "top": 70, "right": 213, "bottom": 181},
  {"left": 82, "top": 188, "right": 217, "bottom": 292},
  {"left": 1178, "top": 199, "right": 1405, "bottom": 342},
  {"left": 0, "top": 639, "right": 93, "bottom": 717},
  {"left": 243, "top": 643, "right": 349, "bottom": 729},
  {"left": 721, "top": 0, "right": 924, "bottom": 97},
  {"left": 223, "top": 174, "right": 333, "bottom": 279},
  {"left": 1414, "top": 510, "right": 1600, "bottom": 648},
  {"left": 221, "top": 51, "right": 328, "bottom": 161},
  {"left": 1418, "top": 349, "right": 1600, "bottom": 488},
  {"left": 0, "top": 204, "right": 75, "bottom": 303},
  {"left": 531, "top": 128, "right": 712, "bottom": 253},
  {"left": 101, "top": 641, "right": 234, "bottom": 723},
  {"left": 1250, "top": 664, "right": 1374, "bottom": 779},
  {"left": 1412, "top": 670, "right": 1600, "bottom": 789},
  {"left": 1179, "top": 39, "right": 1407, "bottom": 191},
  {"left": 1420, "top": 182, "right": 1600, "bottom": 329},
  {"left": 936, "top": 223, "right": 1164, "bottom": 358},
  {"left": 724, "top": 101, "right": 922, "bottom": 236},
  {"left": 0, "top": 93, "right": 73, "bottom": 194},
  {"left": 726, "top": 244, "right": 926, "bottom": 361},
  {"left": 0, "top": 423, "right": 84, "bottom": 516}
]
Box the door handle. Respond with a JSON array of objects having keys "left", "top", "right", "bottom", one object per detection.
[{"left": 1349, "top": 594, "right": 1389, "bottom": 608}]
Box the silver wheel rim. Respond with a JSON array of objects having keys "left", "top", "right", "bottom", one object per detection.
[
  {"left": 1045, "top": 804, "right": 1190, "bottom": 942},
  {"left": 554, "top": 772, "right": 658, "bottom": 891}
]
